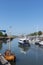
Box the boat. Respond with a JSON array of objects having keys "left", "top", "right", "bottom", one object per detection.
[
  {"left": 35, "top": 38, "right": 40, "bottom": 45},
  {"left": 4, "top": 38, "right": 16, "bottom": 62},
  {"left": 34, "top": 26, "right": 40, "bottom": 45},
  {"left": 34, "top": 30, "right": 40, "bottom": 45},
  {"left": 4, "top": 50, "right": 16, "bottom": 62},
  {"left": 39, "top": 41, "right": 43, "bottom": 46},
  {"left": 18, "top": 37, "right": 30, "bottom": 45}
]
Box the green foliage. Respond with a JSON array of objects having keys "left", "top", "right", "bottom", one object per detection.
[
  {"left": 28, "top": 31, "right": 42, "bottom": 36},
  {"left": 0, "top": 32, "right": 3, "bottom": 36},
  {"left": 38, "top": 31, "right": 42, "bottom": 36},
  {"left": 0, "top": 32, "right": 7, "bottom": 37}
]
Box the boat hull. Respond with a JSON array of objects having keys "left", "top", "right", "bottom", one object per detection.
[
  {"left": 35, "top": 42, "right": 39, "bottom": 45},
  {"left": 18, "top": 42, "right": 30, "bottom": 46},
  {"left": 4, "top": 50, "right": 16, "bottom": 62},
  {"left": 39, "top": 41, "right": 43, "bottom": 46}
]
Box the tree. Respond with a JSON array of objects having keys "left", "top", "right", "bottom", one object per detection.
[
  {"left": 0, "top": 32, "right": 3, "bottom": 36},
  {"left": 38, "top": 31, "right": 42, "bottom": 36},
  {"left": 33, "top": 32, "right": 37, "bottom": 36}
]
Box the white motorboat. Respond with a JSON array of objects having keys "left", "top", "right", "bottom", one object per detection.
[
  {"left": 35, "top": 38, "right": 40, "bottom": 45},
  {"left": 18, "top": 37, "right": 30, "bottom": 45},
  {"left": 39, "top": 41, "right": 43, "bottom": 46}
]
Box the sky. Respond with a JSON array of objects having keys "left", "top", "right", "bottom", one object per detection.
[{"left": 0, "top": 0, "right": 43, "bottom": 35}]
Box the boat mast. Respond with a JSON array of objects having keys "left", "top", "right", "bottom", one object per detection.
[
  {"left": 8, "top": 38, "right": 11, "bottom": 50},
  {"left": 8, "top": 26, "right": 12, "bottom": 50},
  {"left": 36, "top": 26, "right": 38, "bottom": 38}
]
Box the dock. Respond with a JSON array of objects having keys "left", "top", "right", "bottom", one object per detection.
[
  {"left": 0, "top": 36, "right": 13, "bottom": 39},
  {"left": 0, "top": 53, "right": 11, "bottom": 65}
]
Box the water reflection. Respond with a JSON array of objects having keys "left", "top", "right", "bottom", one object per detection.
[
  {"left": 0, "top": 41, "right": 3, "bottom": 49},
  {"left": 10, "top": 61, "right": 16, "bottom": 65},
  {"left": 18, "top": 44, "right": 30, "bottom": 54},
  {"left": 0, "top": 39, "right": 13, "bottom": 50},
  {"left": 0, "top": 39, "right": 43, "bottom": 65}
]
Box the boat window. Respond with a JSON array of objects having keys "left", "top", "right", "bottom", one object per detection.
[{"left": 23, "top": 40, "right": 26, "bottom": 42}]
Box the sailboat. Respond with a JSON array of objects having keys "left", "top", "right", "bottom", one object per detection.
[
  {"left": 35, "top": 30, "right": 40, "bottom": 45},
  {"left": 4, "top": 39, "right": 16, "bottom": 61}
]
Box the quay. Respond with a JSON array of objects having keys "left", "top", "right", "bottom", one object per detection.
[
  {"left": 0, "top": 53, "right": 11, "bottom": 65},
  {"left": 0, "top": 36, "right": 14, "bottom": 39}
]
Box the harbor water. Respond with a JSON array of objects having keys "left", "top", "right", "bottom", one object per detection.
[{"left": 0, "top": 38, "right": 43, "bottom": 65}]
